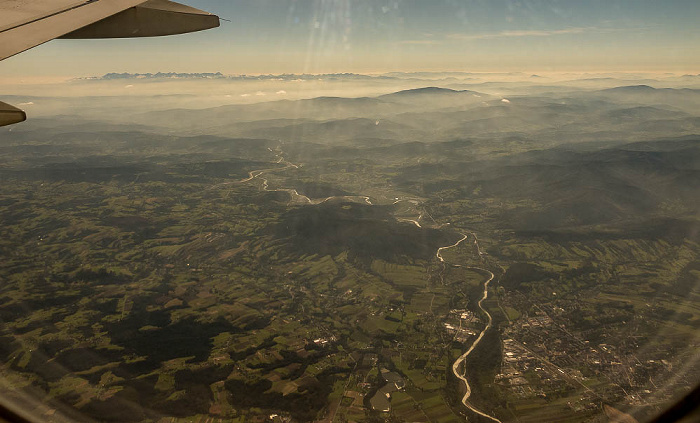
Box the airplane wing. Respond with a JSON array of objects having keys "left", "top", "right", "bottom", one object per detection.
[
  {"left": 0, "top": 0, "right": 220, "bottom": 127},
  {"left": 0, "top": 101, "right": 26, "bottom": 127}
]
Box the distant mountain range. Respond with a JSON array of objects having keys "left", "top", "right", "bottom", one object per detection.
[
  {"left": 79, "top": 72, "right": 397, "bottom": 81},
  {"left": 73, "top": 72, "right": 700, "bottom": 85},
  {"left": 84, "top": 72, "right": 226, "bottom": 80}
]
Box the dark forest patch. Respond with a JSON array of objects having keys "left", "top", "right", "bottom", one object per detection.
[
  {"left": 501, "top": 263, "right": 558, "bottom": 291},
  {"left": 274, "top": 202, "right": 459, "bottom": 263}
]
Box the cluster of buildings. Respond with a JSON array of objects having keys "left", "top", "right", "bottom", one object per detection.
[
  {"left": 369, "top": 368, "right": 407, "bottom": 413},
  {"left": 497, "top": 303, "right": 680, "bottom": 412},
  {"left": 443, "top": 309, "right": 480, "bottom": 343}
]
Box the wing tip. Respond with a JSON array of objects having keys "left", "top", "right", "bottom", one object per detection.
[{"left": 0, "top": 101, "right": 27, "bottom": 127}]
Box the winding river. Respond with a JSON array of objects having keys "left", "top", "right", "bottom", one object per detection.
[
  {"left": 438, "top": 233, "right": 502, "bottom": 423},
  {"left": 233, "top": 152, "right": 501, "bottom": 422},
  {"left": 235, "top": 151, "right": 373, "bottom": 205}
]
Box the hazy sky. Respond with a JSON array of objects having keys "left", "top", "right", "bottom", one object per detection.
[{"left": 1, "top": 0, "right": 699, "bottom": 78}]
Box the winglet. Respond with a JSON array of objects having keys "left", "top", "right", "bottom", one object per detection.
[{"left": 0, "top": 101, "right": 27, "bottom": 127}]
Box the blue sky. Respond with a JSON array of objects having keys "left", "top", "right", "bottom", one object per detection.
[{"left": 1, "top": 0, "right": 699, "bottom": 77}]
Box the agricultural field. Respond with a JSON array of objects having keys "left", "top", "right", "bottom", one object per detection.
[{"left": 1, "top": 73, "right": 699, "bottom": 422}]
